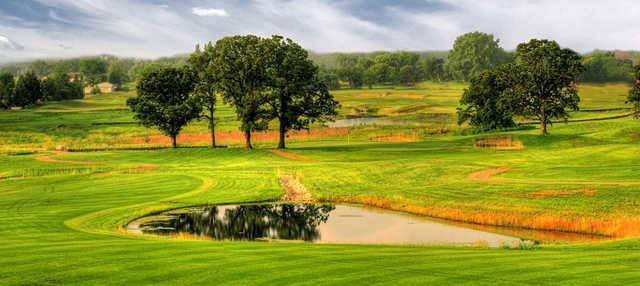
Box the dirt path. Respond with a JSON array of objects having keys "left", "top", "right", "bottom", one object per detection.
[
  {"left": 279, "top": 175, "right": 316, "bottom": 202},
  {"left": 266, "top": 149, "right": 311, "bottom": 161},
  {"left": 469, "top": 166, "right": 640, "bottom": 186}
]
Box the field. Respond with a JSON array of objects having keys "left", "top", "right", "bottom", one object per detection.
[{"left": 2, "top": 82, "right": 640, "bottom": 284}]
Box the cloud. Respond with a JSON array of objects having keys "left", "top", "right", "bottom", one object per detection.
[
  {"left": 0, "top": 0, "right": 639, "bottom": 63},
  {"left": 192, "top": 7, "right": 228, "bottom": 17},
  {"left": 0, "top": 35, "right": 23, "bottom": 50}
]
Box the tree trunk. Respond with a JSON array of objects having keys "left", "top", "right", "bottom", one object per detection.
[
  {"left": 540, "top": 106, "right": 547, "bottom": 136},
  {"left": 277, "top": 121, "right": 286, "bottom": 149},
  {"left": 171, "top": 134, "right": 177, "bottom": 148},
  {"left": 244, "top": 130, "right": 252, "bottom": 149},
  {"left": 209, "top": 108, "right": 216, "bottom": 148},
  {"left": 277, "top": 94, "right": 288, "bottom": 149}
]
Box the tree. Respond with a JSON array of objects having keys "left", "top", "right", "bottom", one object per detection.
[
  {"left": 457, "top": 64, "right": 517, "bottom": 130},
  {"left": 13, "top": 72, "right": 42, "bottom": 108},
  {"left": 212, "top": 35, "right": 272, "bottom": 149},
  {"left": 107, "top": 60, "right": 129, "bottom": 87},
  {"left": 399, "top": 65, "right": 416, "bottom": 85},
  {"left": 422, "top": 58, "right": 446, "bottom": 81},
  {"left": 126, "top": 67, "right": 201, "bottom": 148},
  {"left": 41, "top": 77, "right": 59, "bottom": 101},
  {"left": 0, "top": 72, "right": 14, "bottom": 109},
  {"left": 629, "top": 65, "right": 640, "bottom": 118},
  {"left": 446, "top": 32, "right": 511, "bottom": 81},
  {"left": 188, "top": 42, "right": 219, "bottom": 148},
  {"left": 336, "top": 54, "right": 364, "bottom": 88},
  {"left": 79, "top": 57, "right": 107, "bottom": 85},
  {"left": 29, "top": 60, "right": 50, "bottom": 77},
  {"left": 510, "top": 39, "right": 584, "bottom": 135},
  {"left": 266, "top": 36, "right": 339, "bottom": 149},
  {"left": 41, "top": 72, "right": 84, "bottom": 102},
  {"left": 318, "top": 68, "right": 340, "bottom": 90}
]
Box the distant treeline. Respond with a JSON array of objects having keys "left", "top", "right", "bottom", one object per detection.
[{"left": 1, "top": 33, "right": 639, "bottom": 91}]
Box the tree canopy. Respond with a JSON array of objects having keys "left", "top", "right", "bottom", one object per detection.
[
  {"left": 446, "top": 32, "right": 511, "bottom": 81},
  {"left": 458, "top": 39, "right": 584, "bottom": 135},
  {"left": 79, "top": 58, "right": 108, "bottom": 85},
  {"left": 188, "top": 42, "right": 219, "bottom": 148},
  {"left": 13, "top": 72, "right": 42, "bottom": 108},
  {"left": 457, "top": 64, "right": 517, "bottom": 130},
  {"left": 0, "top": 72, "right": 14, "bottom": 109},
  {"left": 510, "top": 39, "right": 584, "bottom": 135},
  {"left": 212, "top": 35, "right": 272, "bottom": 149},
  {"left": 629, "top": 65, "right": 640, "bottom": 118},
  {"left": 127, "top": 67, "right": 201, "bottom": 148},
  {"left": 265, "top": 36, "right": 338, "bottom": 149}
]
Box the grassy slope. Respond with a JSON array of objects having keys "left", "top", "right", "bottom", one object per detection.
[{"left": 1, "top": 82, "right": 639, "bottom": 285}]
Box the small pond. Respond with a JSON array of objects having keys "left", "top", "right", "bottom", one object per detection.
[{"left": 127, "top": 203, "right": 545, "bottom": 246}]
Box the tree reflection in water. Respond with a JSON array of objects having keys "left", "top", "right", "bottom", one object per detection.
[{"left": 139, "top": 204, "right": 336, "bottom": 241}]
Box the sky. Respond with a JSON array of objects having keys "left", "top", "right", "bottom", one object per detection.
[{"left": 0, "top": 0, "right": 639, "bottom": 63}]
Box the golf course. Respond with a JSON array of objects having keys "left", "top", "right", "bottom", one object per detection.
[
  {"left": 1, "top": 81, "right": 640, "bottom": 285},
  {"left": 2, "top": 2, "right": 640, "bottom": 283}
]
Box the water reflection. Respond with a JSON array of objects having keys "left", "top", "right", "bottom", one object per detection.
[{"left": 138, "top": 204, "right": 335, "bottom": 241}]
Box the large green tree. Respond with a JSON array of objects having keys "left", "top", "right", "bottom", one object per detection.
[
  {"left": 13, "top": 72, "right": 42, "bottom": 108},
  {"left": 127, "top": 67, "right": 201, "bottom": 148},
  {"left": 0, "top": 72, "right": 14, "bottom": 109},
  {"left": 212, "top": 35, "right": 272, "bottom": 149},
  {"left": 188, "top": 42, "right": 219, "bottom": 148},
  {"left": 446, "top": 32, "right": 511, "bottom": 81},
  {"left": 457, "top": 64, "right": 517, "bottom": 130},
  {"left": 510, "top": 39, "right": 584, "bottom": 135},
  {"left": 629, "top": 65, "right": 640, "bottom": 118},
  {"left": 266, "top": 36, "right": 339, "bottom": 149}
]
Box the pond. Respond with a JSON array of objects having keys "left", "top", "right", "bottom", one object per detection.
[{"left": 127, "top": 203, "right": 542, "bottom": 246}]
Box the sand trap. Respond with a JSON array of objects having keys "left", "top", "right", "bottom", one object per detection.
[{"left": 474, "top": 136, "right": 523, "bottom": 150}]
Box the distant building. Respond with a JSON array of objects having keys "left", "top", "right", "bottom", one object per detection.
[{"left": 84, "top": 82, "right": 115, "bottom": 94}]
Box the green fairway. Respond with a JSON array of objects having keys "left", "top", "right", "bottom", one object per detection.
[{"left": 1, "top": 82, "right": 640, "bottom": 285}]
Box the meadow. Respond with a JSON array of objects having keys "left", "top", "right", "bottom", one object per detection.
[{"left": 1, "top": 82, "right": 640, "bottom": 285}]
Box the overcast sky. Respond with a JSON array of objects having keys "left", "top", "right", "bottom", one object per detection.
[{"left": 0, "top": 0, "right": 639, "bottom": 63}]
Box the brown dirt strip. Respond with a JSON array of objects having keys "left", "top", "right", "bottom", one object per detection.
[
  {"left": 468, "top": 167, "right": 640, "bottom": 186},
  {"left": 279, "top": 175, "right": 316, "bottom": 202},
  {"left": 129, "top": 128, "right": 350, "bottom": 145},
  {"left": 514, "top": 189, "right": 597, "bottom": 198},
  {"left": 265, "top": 149, "right": 310, "bottom": 161}
]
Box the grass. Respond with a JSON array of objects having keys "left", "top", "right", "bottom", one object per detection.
[{"left": 1, "top": 81, "right": 639, "bottom": 284}]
